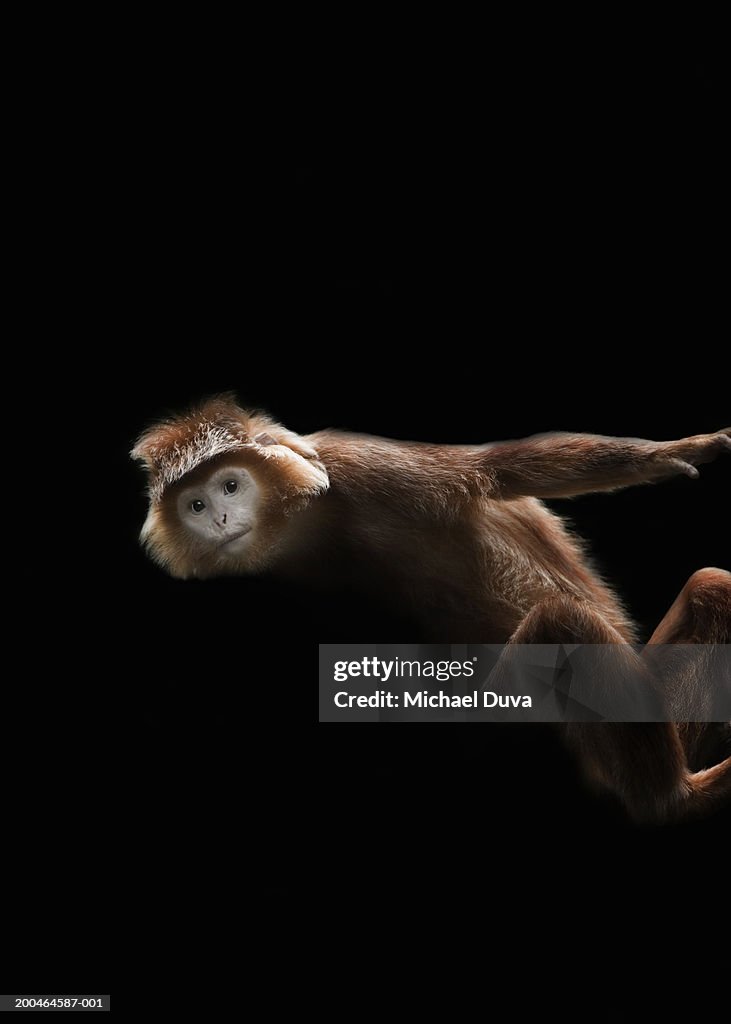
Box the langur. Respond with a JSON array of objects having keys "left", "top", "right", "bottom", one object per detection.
[{"left": 132, "top": 394, "right": 731, "bottom": 822}]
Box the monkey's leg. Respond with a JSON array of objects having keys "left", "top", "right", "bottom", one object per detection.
[
  {"left": 648, "top": 567, "right": 731, "bottom": 645},
  {"left": 646, "top": 568, "right": 731, "bottom": 779},
  {"left": 480, "top": 428, "right": 731, "bottom": 498},
  {"left": 489, "top": 596, "right": 721, "bottom": 823}
]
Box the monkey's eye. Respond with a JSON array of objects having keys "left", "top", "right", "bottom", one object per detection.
[
  {"left": 223, "top": 480, "right": 238, "bottom": 495},
  {"left": 190, "top": 499, "right": 206, "bottom": 514}
]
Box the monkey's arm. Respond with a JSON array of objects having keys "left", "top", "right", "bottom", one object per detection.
[{"left": 480, "top": 429, "right": 731, "bottom": 499}]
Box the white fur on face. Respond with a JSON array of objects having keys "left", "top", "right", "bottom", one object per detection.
[{"left": 176, "top": 465, "right": 260, "bottom": 557}]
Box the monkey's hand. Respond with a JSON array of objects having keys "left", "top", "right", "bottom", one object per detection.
[{"left": 652, "top": 429, "right": 731, "bottom": 480}]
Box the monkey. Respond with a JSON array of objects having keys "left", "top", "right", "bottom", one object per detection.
[{"left": 132, "top": 394, "right": 731, "bottom": 823}]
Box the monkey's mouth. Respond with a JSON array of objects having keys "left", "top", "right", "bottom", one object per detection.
[{"left": 218, "top": 527, "right": 252, "bottom": 549}]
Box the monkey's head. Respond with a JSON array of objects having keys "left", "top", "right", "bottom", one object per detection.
[{"left": 131, "top": 394, "right": 329, "bottom": 579}]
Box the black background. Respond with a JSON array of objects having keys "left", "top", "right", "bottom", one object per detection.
[
  {"left": 120, "top": 53, "right": 728, "bottom": 955},
  {"left": 10, "top": 41, "right": 729, "bottom": 1002}
]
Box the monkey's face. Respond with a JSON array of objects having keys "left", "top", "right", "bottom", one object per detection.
[
  {"left": 134, "top": 401, "right": 330, "bottom": 579},
  {"left": 175, "top": 463, "right": 260, "bottom": 561}
]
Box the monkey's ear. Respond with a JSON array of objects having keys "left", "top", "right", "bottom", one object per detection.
[
  {"left": 254, "top": 432, "right": 277, "bottom": 447},
  {"left": 248, "top": 416, "right": 321, "bottom": 460},
  {"left": 130, "top": 432, "right": 156, "bottom": 467},
  {"left": 246, "top": 415, "right": 329, "bottom": 497},
  {"left": 130, "top": 428, "right": 172, "bottom": 471}
]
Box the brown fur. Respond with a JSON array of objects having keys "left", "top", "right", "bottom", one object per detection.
[{"left": 132, "top": 397, "right": 731, "bottom": 822}]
